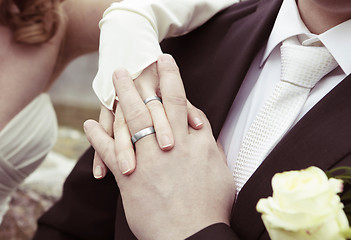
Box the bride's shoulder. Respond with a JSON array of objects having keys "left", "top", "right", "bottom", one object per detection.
[{"left": 0, "top": 24, "right": 62, "bottom": 130}]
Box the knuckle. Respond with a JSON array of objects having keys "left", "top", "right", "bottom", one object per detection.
[
  {"left": 126, "top": 107, "right": 151, "bottom": 131},
  {"left": 125, "top": 103, "right": 148, "bottom": 121},
  {"left": 163, "top": 94, "right": 187, "bottom": 107},
  {"left": 203, "top": 140, "right": 217, "bottom": 157},
  {"left": 114, "top": 73, "right": 130, "bottom": 90},
  {"left": 159, "top": 62, "right": 179, "bottom": 75}
]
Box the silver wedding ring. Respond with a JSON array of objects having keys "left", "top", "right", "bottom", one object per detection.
[
  {"left": 143, "top": 96, "right": 162, "bottom": 105},
  {"left": 131, "top": 126, "right": 156, "bottom": 145}
]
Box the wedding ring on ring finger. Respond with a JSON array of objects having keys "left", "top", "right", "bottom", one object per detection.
[
  {"left": 142, "top": 95, "right": 173, "bottom": 150},
  {"left": 131, "top": 126, "right": 156, "bottom": 146},
  {"left": 143, "top": 96, "right": 162, "bottom": 105}
]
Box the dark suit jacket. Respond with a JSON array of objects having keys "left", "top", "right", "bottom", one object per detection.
[{"left": 33, "top": 0, "right": 351, "bottom": 239}]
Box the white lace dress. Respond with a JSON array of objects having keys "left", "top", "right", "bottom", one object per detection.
[{"left": 0, "top": 93, "right": 57, "bottom": 223}]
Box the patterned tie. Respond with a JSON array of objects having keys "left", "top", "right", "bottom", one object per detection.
[{"left": 233, "top": 36, "right": 338, "bottom": 194}]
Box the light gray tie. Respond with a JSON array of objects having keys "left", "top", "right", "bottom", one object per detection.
[{"left": 233, "top": 36, "right": 338, "bottom": 194}]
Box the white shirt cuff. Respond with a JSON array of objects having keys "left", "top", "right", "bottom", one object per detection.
[{"left": 93, "top": 0, "right": 238, "bottom": 110}]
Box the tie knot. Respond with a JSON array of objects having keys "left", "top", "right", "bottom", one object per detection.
[{"left": 280, "top": 37, "right": 338, "bottom": 89}]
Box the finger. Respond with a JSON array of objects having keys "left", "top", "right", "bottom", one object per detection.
[
  {"left": 157, "top": 54, "right": 188, "bottom": 137},
  {"left": 113, "top": 103, "right": 136, "bottom": 175},
  {"left": 93, "top": 153, "right": 106, "bottom": 179},
  {"left": 188, "top": 108, "right": 213, "bottom": 138},
  {"left": 187, "top": 100, "right": 203, "bottom": 130},
  {"left": 93, "top": 105, "right": 114, "bottom": 179},
  {"left": 113, "top": 68, "right": 153, "bottom": 137},
  {"left": 134, "top": 64, "right": 174, "bottom": 150},
  {"left": 145, "top": 99, "right": 174, "bottom": 150},
  {"left": 84, "top": 119, "right": 120, "bottom": 177},
  {"left": 133, "top": 62, "right": 159, "bottom": 97}
]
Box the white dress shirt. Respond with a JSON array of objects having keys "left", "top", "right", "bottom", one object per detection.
[
  {"left": 93, "top": 0, "right": 351, "bottom": 179},
  {"left": 218, "top": 0, "right": 351, "bottom": 174}
]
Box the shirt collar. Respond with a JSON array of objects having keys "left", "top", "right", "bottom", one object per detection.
[
  {"left": 260, "top": 0, "right": 309, "bottom": 67},
  {"left": 260, "top": 0, "right": 351, "bottom": 76},
  {"left": 318, "top": 20, "right": 351, "bottom": 75}
]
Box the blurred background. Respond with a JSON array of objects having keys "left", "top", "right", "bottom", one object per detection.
[{"left": 0, "top": 53, "right": 101, "bottom": 239}]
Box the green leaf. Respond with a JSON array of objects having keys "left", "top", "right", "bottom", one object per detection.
[
  {"left": 326, "top": 167, "right": 351, "bottom": 179},
  {"left": 335, "top": 176, "right": 351, "bottom": 180}
]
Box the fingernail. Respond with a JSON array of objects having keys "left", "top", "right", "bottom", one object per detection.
[
  {"left": 159, "top": 54, "right": 174, "bottom": 63},
  {"left": 160, "top": 135, "right": 173, "bottom": 150},
  {"left": 119, "top": 159, "right": 132, "bottom": 175},
  {"left": 194, "top": 117, "right": 203, "bottom": 128},
  {"left": 83, "top": 120, "right": 92, "bottom": 131},
  {"left": 94, "top": 165, "right": 103, "bottom": 179}
]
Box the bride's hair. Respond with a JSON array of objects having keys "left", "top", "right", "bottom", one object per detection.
[{"left": 0, "top": 0, "right": 63, "bottom": 44}]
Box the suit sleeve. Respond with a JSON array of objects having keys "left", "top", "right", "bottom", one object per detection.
[
  {"left": 92, "top": 0, "right": 239, "bottom": 110},
  {"left": 32, "top": 147, "right": 120, "bottom": 240},
  {"left": 186, "top": 223, "right": 240, "bottom": 240}
]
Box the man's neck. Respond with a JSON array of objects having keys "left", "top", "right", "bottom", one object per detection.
[{"left": 297, "top": 0, "right": 351, "bottom": 34}]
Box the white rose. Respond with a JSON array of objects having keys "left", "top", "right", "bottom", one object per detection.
[{"left": 256, "top": 166, "right": 351, "bottom": 240}]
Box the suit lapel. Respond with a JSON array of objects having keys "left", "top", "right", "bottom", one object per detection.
[
  {"left": 162, "top": 0, "right": 283, "bottom": 138},
  {"left": 233, "top": 74, "right": 351, "bottom": 238},
  {"left": 165, "top": 0, "right": 351, "bottom": 239}
]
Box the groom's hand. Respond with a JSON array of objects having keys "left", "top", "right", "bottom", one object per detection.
[
  {"left": 85, "top": 54, "right": 235, "bottom": 240},
  {"left": 92, "top": 62, "right": 204, "bottom": 178}
]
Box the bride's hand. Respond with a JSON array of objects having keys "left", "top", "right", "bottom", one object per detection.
[{"left": 92, "top": 62, "right": 204, "bottom": 178}]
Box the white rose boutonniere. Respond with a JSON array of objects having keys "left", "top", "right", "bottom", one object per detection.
[{"left": 256, "top": 166, "right": 351, "bottom": 240}]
